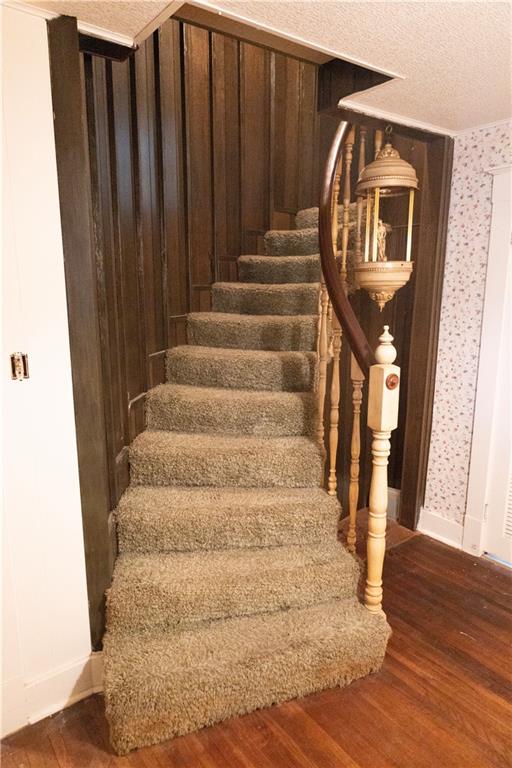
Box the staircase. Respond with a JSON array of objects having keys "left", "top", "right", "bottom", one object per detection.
[{"left": 103, "top": 204, "right": 391, "bottom": 755}]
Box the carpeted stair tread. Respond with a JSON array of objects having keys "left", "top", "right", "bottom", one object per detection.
[
  {"left": 238, "top": 254, "right": 320, "bottom": 284},
  {"left": 130, "top": 430, "right": 324, "bottom": 487},
  {"left": 187, "top": 312, "right": 317, "bottom": 351},
  {"left": 104, "top": 598, "right": 391, "bottom": 754},
  {"left": 264, "top": 227, "right": 319, "bottom": 256},
  {"left": 146, "top": 383, "right": 315, "bottom": 436},
  {"left": 106, "top": 542, "right": 360, "bottom": 634},
  {"left": 116, "top": 486, "right": 340, "bottom": 553},
  {"left": 211, "top": 281, "right": 319, "bottom": 315},
  {"left": 166, "top": 346, "right": 317, "bottom": 392}
]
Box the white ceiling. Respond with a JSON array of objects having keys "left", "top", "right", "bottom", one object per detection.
[
  {"left": 20, "top": 0, "right": 512, "bottom": 133},
  {"left": 199, "top": 0, "right": 512, "bottom": 133}
]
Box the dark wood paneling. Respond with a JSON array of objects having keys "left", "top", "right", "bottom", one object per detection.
[
  {"left": 175, "top": 2, "right": 333, "bottom": 64},
  {"left": 183, "top": 23, "right": 215, "bottom": 309},
  {"left": 318, "top": 58, "right": 391, "bottom": 113},
  {"left": 240, "top": 42, "right": 271, "bottom": 253},
  {"left": 47, "top": 16, "right": 112, "bottom": 649},
  {"left": 159, "top": 19, "right": 188, "bottom": 340},
  {"left": 298, "top": 60, "right": 320, "bottom": 210},
  {"left": 110, "top": 57, "right": 147, "bottom": 442},
  {"left": 273, "top": 56, "right": 319, "bottom": 216},
  {"left": 83, "top": 55, "right": 127, "bottom": 507},
  {"left": 273, "top": 54, "right": 300, "bottom": 213},
  {"left": 78, "top": 33, "right": 136, "bottom": 62},
  {"left": 135, "top": 37, "right": 166, "bottom": 388},
  {"left": 212, "top": 32, "right": 242, "bottom": 280}
]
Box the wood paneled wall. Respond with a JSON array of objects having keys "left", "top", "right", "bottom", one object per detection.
[{"left": 81, "top": 19, "right": 322, "bottom": 514}]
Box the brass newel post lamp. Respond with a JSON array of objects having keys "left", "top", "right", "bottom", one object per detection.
[{"left": 353, "top": 135, "right": 418, "bottom": 310}]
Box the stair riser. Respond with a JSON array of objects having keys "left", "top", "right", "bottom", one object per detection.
[
  {"left": 211, "top": 285, "right": 318, "bottom": 315},
  {"left": 187, "top": 315, "right": 318, "bottom": 352},
  {"left": 107, "top": 561, "right": 360, "bottom": 634},
  {"left": 146, "top": 391, "right": 315, "bottom": 437},
  {"left": 238, "top": 256, "right": 320, "bottom": 284},
  {"left": 130, "top": 442, "right": 324, "bottom": 488},
  {"left": 265, "top": 226, "right": 357, "bottom": 256},
  {"left": 264, "top": 228, "right": 318, "bottom": 256},
  {"left": 167, "top": 349, "right": 317, "bottom": 392},
  {"left": 117, "top": 503, "right": 338, "bottom": 553}
]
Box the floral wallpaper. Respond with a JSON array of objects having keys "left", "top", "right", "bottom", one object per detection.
[{"left": 423, "top": 120, "right": 512, "bottom": 525}]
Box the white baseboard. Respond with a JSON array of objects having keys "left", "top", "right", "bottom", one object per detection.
[
  {"left": 2, "top": 652, "right": 103, "bottom": 738},
  {"left": 417, "top": 507, "right": 464, "bottom": 549}
]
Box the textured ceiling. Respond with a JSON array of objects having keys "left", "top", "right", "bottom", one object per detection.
[
  {"left": 198, "top": 1, "right": 512, "bottom": 132},
  {"left": 27, "top": 1, "right": 173, "bottom": 39},
  {"left": 23, "top": 0, "right": 512, "bottom": 132}
]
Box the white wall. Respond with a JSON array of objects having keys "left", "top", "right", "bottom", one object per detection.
[
  {"left": 1, "top": 5, "right": 99, "bottom": 737},
  {"left": 420, "top": 121, "right": 512, "bottom": 547}
]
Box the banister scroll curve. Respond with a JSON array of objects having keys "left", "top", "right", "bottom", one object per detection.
[{"left": 318, "top": 120, "right": 375, "bottom": 376}]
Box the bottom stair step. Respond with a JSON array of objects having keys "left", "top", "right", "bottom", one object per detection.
[{"left": 104, "top": 598, "right": 391, "bottom": 755}]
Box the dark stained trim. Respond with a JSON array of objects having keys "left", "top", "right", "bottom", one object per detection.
[
  {"left": 317, "top": 59, "right": 391, "bottom": 113},
  {"left": 47, "top": 16, "right": 113, "bottom": 649},
  {"left": 79, "top": 33, "right": 137, "bottom": 62},
  {"left": 399, "top": 134, "right": 454, "bottom": 529},
  {"left": 175, "top": 3, "right": 331, "bottom": 64}
]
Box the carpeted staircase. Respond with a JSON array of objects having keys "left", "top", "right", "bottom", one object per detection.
[{"left": 104, "top": 206, "right": 391, "bottom": 755}]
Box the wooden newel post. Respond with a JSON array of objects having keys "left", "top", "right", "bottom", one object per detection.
[{"left": 365, "top": 326, "right": 400, "bottom": 614}]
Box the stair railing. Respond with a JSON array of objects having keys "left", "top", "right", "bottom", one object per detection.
[{"left": 317, "top": 120, "right": 401, "bottom": 615}]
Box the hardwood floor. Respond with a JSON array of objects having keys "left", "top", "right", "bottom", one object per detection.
[{"left": 2, "top": 534, "right": 511, "bottom": 767}]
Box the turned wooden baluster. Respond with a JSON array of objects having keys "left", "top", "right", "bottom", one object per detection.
[
  {"left": 316, "top": 278, "right": 330, "bottom": 445},
  {"left": 326, "top": 154, "right": 343, "bottom": 493},
  {"left": 355, "top": 127, "right": 367, "bottom": 264},
  {"left": 327, "top": 313, "right": 341, "bottom": 494},
  {"left": 374, "top": 128, "right": 383, "bottom": 159},
  {"left": 340, "top": 126, "right": 355, "bottom": 281},
  {"left": 347, "top": 354, "right": 364, "bottom": 551},
  {"left": 365, "top": 327, "right": 400, "bottom": 614},
  {"left": 327, "top": 129, "right": 356, "bottom": 495}
]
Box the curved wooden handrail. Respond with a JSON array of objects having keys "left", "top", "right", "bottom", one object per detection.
[{"left": 318, "top": 120, "right": 375, "bottom": 375}]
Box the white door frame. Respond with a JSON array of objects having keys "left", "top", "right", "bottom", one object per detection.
[{"left": 463, "top": 164, "right": 512, "bottom": 555}]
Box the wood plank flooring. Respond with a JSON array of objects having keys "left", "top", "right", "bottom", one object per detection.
[{"left": 2, "top": 534, "right": 511, "bottom": 767}]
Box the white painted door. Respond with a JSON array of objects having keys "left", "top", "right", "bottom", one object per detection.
[{"left": 464, "top": 165, "right": 512, "bottom": 562}]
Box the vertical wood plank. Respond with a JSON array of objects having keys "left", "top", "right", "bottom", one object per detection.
[
  {"left": 47, "top": 17, "right": 112, "bottom": 648},
  {"left": 83, "top": 55, "right": 128, "bottom": 508},
  {"left": 111, "top": 57, "right": 147, "bottom": 441},
  {"left": 159, "top": 19, "right": 188, "bottom": 338},
  {"left": 273, "top": 53, "right": 300, "bottom": 213},
  {"left": 240, "top": 42, "right": 271, "bottom": 253},
  {"left": 211, "top": 32, "right": 242, "bottom": 281},
  {"left": 183, "top": 23, "right": 214, "bottom": 310},
  {"left": 298, "top": 60, "right": 319, "bottom": 210},
  {"left": 135, "top": 36, "right": 166, "bottom": 388}
]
